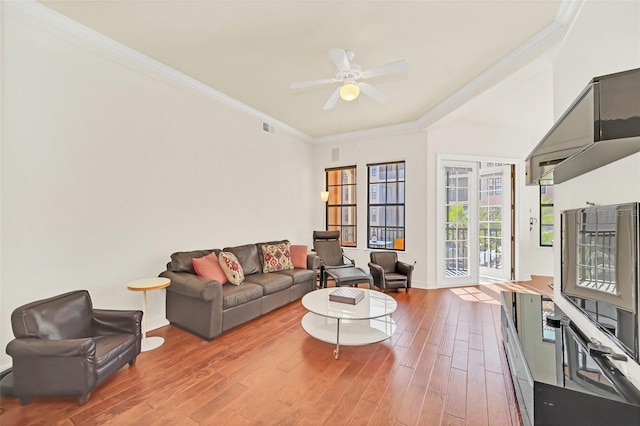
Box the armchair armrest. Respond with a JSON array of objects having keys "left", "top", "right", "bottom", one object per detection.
[
  {"left": 396, "top": 261, "right": 414, "bottom": 276},
  {"left": 93, "top": 309, "right": 143, "bottom": 335},
  {"left": 368, "top": 262, "right": 385, "bottom": 288},
  {"left": 7, "top": 337, "right": 99, "bottom": 402},
  {"left": 342, "top": 251, "right": 356, "bottom": 266},
  {"left": 6, "top": 337, "right": 96, "bottom": 358},
  {"left": 160, "top": 270, "right": 222, "bottom": 303}
]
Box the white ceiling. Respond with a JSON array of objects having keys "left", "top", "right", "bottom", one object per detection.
[{"left": 36, "top": 0, "right": 566, "bottom": 140}]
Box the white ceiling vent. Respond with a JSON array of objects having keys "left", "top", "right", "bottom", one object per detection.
[{"left": 262, "top": 121, "right": 276, "bottom": 135}]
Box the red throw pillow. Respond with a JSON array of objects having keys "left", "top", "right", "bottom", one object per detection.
[
  {"left": 192, "top": 252, "right": 228, "bottom": 284},
  {"left": 290, "top": 244, "right": 308, "bottom": 269}
]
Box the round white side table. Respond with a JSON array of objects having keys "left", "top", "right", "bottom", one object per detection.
[{"left": 127, "top": 277, "right": 170, "bottom": 352}]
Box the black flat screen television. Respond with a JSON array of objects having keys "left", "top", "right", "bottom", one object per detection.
[{"left": 561, "top": 202, "right": 640, "bottom": 362}]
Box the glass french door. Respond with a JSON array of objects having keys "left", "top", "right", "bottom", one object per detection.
[
  {"left": 438, "top": 160, "right": 512, "bottom": 287},
  {"left": 478, "top": 164, "right": 512, "bottom": 281},
  {"left": 439, "top": 161, "right": 478, "bottom": 287}
]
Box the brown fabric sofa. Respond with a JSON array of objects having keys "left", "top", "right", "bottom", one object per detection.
[{"left": 160, "top": 240, "right": 315, "bottom": 340}]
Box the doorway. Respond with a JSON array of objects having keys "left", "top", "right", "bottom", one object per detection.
[{"left": 437, "top": 159, "right": 514, "bottom": 287}]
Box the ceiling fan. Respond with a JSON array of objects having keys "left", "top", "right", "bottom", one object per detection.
[{"left": 289, "top": 48, "right": 409, "bottom": 110}]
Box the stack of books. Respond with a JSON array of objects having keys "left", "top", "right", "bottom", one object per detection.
[{"left": 329, "top": 288, "right": 365, "bottom": 305}]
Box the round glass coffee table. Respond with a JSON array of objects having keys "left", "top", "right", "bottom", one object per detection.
[{"left": 301, "top": 288, "right": 397, "bottom": 359}]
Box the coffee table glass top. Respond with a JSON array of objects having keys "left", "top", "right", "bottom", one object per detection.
[{"left": 302, "top": 288, "right": 397, "bottom": 320}]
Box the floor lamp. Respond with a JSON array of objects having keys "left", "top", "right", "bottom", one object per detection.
[{"left": 320, "top": 191, "right": 329, "bottom": 230}]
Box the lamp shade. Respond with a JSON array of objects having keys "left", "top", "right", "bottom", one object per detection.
[
  {"left": 339, "top": 83, "right": 360, "bottom": 101},
  {"left": 320, "top": 191, "right": 330, "bottom": 202}
]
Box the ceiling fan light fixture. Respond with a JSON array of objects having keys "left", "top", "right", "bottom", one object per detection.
[{"left": 339, "top": 82, "right": 360, "bottom": 101}]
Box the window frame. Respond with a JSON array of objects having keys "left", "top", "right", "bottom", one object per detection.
[
  {"left": 539, "top": 182, "right": 554, "bottom": 247},
  {"left": 325, "top": 165, "right": 357, "bottom": 247},
  {"left": 367, "top": 161, "right": 406, "bottom": 251}
]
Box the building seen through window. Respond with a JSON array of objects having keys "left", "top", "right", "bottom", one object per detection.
[
  {"left": 368, "top": 161, "right": 405, "bottom": 250},
  {"left": 325, "top": 166, "right": 357, "bottom": 247}
]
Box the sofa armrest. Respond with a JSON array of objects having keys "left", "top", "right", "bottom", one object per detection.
[
  {"left": 6, "top": 337, "right": 96, "bottom": 358},
  {"left": 93, "top": 309, "right": 143, "bottom": 336},
  {"left": 160, "top": 270, "right": 222, "bottom": 303},
  {"left": 311, "top": 254, "right": 323, "bottom": 271},
  {"left": 307, "top": 253, "right": 318, "bottom": 270}
]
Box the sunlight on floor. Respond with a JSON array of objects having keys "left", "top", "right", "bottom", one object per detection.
[
  {"left": 447, "top": 276, "right": 552, "bottom": 305},
  {"left": 448, "top": 287, "right": 501, "bottom": 304}
]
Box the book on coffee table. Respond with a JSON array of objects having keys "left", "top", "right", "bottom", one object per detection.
[{"left": 329, "top": 288, "right": 365, "bottom": 305}]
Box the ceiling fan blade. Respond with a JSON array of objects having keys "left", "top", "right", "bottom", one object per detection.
[
  {"left": 328, "top": 48, "right": 351, "bottom": 72},
  {"left": 358, "top": 82, "right": 389, "bottom": 104},
  {"left": 289, "top": 78, "right": 336, "bottom": 90},
  {"left": 361, "top": 60, "right": 409, "bottom": 79},
  {"left": 323, "top": 87, "right": 341, "bottom": 110}
]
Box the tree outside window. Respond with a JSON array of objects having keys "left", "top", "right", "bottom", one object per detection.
[{"left": 540, "top": 181, "right": 554, "bottom": 246}]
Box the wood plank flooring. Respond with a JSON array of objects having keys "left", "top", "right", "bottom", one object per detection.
[{"left": 0, "top": 278, "right": 550, "bottom": 425}]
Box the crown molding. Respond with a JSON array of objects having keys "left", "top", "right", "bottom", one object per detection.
[
  {"left": 5, "top": 0, "right": 581, "bottom": 145},
  {"left": 4, "top": 0, "right": 313, "bottom": 143},
  {"left": 314, "top": 0, "right": 582, "bottom": 144}
]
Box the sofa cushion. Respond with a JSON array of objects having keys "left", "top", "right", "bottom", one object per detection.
[
  {"left": 222, "top": 283, "right": 263, "bottom": 310},
  {"left": 192, "top": 252, "right": 228, "bottom": 284},
  {"left": 224, "top": 244, "right": 261, "bottom": 276},
  {"left": 290, "top": 245, "right": 308, "bottom": 269},
  {"left": 261, "top": 242, "right": 294, "bottom": 273},
  {"left": 243, "top": 273, "right": 292, "bottom": 295},
  {"left": 170, "top": 249, "right": 216, "bottom": 274},
  {"left": 275, "top": 268, "right": 315, "bottom": 285},
  {"left": 218, "top": 251, "right": 245, "bottom": 285}
]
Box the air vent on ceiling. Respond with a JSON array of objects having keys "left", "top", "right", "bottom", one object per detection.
[{"left": 262, "top": 121, "right": 276, "bottom": 135}]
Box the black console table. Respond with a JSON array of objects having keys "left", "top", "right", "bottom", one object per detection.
[{"left": 501, "top": 291, "right": 640, "bottom": 426}]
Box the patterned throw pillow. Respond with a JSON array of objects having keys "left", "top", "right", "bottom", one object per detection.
[
  {"left": 218, "top": 251, "right": 245, "bottom": 285},
  {"left": 262, "top": 242, "right": 294, "bottom": 273}
]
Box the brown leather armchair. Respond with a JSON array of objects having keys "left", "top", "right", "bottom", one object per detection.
[
  {"left": 6, "top": 290, "right": 143, "bottom": 405},
  {"left": 368, "top": 252, "right": 415, "bottom": 292},
  {"left": 313, "top": 230, "right": 373, "bottom": 289},
  {"left": 312, "top": 230, "right": 355, "bottom": 270}
]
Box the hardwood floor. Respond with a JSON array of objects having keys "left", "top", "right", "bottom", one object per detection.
[{"left": 0, "top": 279, "right": 550, "bottom": 425}]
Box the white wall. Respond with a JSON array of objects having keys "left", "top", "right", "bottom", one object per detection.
[
  {"left": 550, "top": 0, "right": 640, "bottom": 387},
  {"left": 312, "top": 131, "right": 428, "bottom": 285},
  {"left": 313, "top": 60, "right": 556, "bottom": 289},
  {"left": 0, "top": 5, "right": 315, "bottom": 369}
]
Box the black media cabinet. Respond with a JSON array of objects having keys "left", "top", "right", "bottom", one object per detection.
[{"left": 501, "top": 291, "right": 640, "bottom": 426}]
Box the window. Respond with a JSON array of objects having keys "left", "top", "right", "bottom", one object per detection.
[
  {"left": 495, "top": 177, "right": 502, "bottom": 195},
  {"left": 325, "top": 166, "right": 356, "bottom": 247},
  {"left": 368, "top": 161, "right": 405, "bottom": 250},
  {"left": 540, "top": 182, "right": 554, "bottom": 246},
  {"left": 488, "top": 178, "right": 494, "bottom": 195}
]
